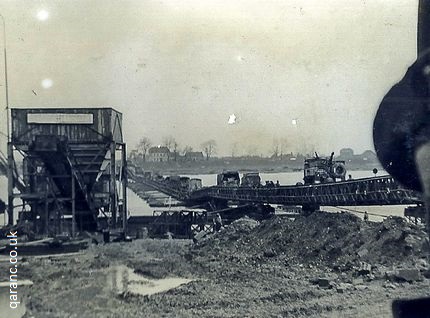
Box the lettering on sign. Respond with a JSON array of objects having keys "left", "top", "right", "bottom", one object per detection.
[{"left": 27, "top": 113, "right": 94, "bottom": 124}]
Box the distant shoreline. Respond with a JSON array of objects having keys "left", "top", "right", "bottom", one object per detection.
[{"left": 137, "top": 164, "right": 382, "bottom": 176}]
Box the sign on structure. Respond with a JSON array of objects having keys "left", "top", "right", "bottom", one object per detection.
[{"left": 27, "top": 113, "right": 94, "bottom": 124}]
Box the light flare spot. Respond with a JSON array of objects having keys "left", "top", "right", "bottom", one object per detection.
[
  {"left": 41, "top": 78, "right": 53, "bottom": 89},
  {"left": 228, "top": 114, "right": 237, "bottom": 125},
  {"left": 37, "top": 10, "right": 49, "bottom": 21}
]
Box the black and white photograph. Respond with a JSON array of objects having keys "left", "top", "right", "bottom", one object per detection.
[{"left": 0, "top": 1, "right": 430, "bottom": 317}]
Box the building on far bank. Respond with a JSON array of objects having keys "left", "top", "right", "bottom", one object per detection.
[
  {"left": 128, "top": 149, "right": 143, "bottom": 161},
  {"left": 147, "top": 146, "right": 170, "bottom": 162},
  {"left": 337, "top": 148, "right": 378, "bottom": 165},
  {"left": 184, "top": 151, "right": 204, "bottom": 161},
  {"left": 339, "top": 148, "right": 354, "bottom": 160},
  {"left": 361, "top": 150, "right": 377, "bottom": 162}
]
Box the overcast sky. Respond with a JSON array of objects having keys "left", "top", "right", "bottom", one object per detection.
[{"left": 0, "top": 0, "right": 419, "bottom": 156}]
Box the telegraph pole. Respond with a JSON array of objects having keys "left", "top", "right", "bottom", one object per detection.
[{"left": 0, "top": 14, "right": 13, "bottom": 225}]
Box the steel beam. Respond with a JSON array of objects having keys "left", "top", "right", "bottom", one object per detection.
[
  {"left": 110, "top": 142, "right": 117, "bottom": 228},
  {"left": 7, "top": 142, "right": 13, "bottom": 225},
  {"left": 121, "top": 143, "right": 128, "bottom": 233}
]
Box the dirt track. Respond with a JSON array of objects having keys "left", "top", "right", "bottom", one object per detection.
[{"left": 2, "top": 211, "right": 430, "bottom": 317}]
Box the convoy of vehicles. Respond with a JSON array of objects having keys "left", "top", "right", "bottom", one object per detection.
[{"left": 135, "top": 151, "right": 348, "bottom": 193}]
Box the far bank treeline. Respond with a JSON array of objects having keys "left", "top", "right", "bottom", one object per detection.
[{"left": 127, "top": 136, "right": 380, "bottom": 174}]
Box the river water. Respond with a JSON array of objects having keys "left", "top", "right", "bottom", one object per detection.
[
  {"left": 0, "top": 170, "right": 412, "bottom": 223},
  {"left": 106, "top": 265, "right": 192, "bottom": 296}
]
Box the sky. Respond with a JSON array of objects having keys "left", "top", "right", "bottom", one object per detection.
[{"left": 0, "top": 0, "right": 419, "bottom": 157}]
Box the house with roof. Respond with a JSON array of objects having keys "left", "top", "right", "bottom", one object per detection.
[
  {"left": 337, "top": 148, "right": 378, "bottom": 165},
  {"left": 184, "top": 151, "right": 204, "bottom": 161},
  {"left": 147, "top": 146, "right": 171, "bottom": 162},
  {"left": 361, "top": 150, "right": 377, "bottom": 162}
]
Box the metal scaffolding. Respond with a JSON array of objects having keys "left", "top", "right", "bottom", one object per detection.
[{"left": 6, "top": 108, "right": 127, "bottom": 236}]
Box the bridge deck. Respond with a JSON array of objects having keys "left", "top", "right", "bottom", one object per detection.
[{"left": 134, "top": 175, "right": 421, "bottom": 207}]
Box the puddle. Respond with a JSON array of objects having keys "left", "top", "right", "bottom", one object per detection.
[
  {"left": 0, "top": 281, "right": 32, "bottom": 318},
  {"left": 106, "top": 265, "right": 193, "bottom": 296}
]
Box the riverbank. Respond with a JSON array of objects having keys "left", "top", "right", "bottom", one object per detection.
[
  {"left": 141, "top": 165, "right": 298, "bottom": 176},
  {"left": 138, "top": 161, "right": 382, "bottom": 176},
  {"left": 2, "top": 211, "right": 428, "bottom": 317}
]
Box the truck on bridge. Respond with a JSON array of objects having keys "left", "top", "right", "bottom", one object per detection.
[
  {"left": 303, "top": 152, "right": 346, "bottom": 185},
  {"left": 131, "top": 153, "right": 421, "bottom": 214}
]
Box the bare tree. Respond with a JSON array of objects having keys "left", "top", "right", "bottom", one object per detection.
[
  {"left": 172, "top": 139, "right": 179, "bottom": 161},
  {"left": 279, "top": 137, "right": 289, "bottom": 157},
  {"left": 137, "top": 137, "right": 152, "bottom": 161},
  {"left": 201, "top": 140, "right": 217, "bottom": 160},
  {"left": 162, "top": 136, "right": 175, "bottom": 150},
  {"left": 183, "top": 145, "right": 193, "bottom": 155},
  {"left": 162, "top": 135, "right": 179, "bottom": 161},
  {"left": 271, "top": 138, "right": 280, "bottom": 159}
]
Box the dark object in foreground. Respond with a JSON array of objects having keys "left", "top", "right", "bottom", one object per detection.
[
  {"left": 126, "top": 204, "right": 274, "bottom": 239},
  {"left": 392, "top": 297, "right": 430, "bottom": 318},
  {"left": 373, "top": 49, "right": 430, "bottom": 193},
  {"left": 0, "top": 238, "right": 88, "bottom": 256},
  {"left": 376, "top": 4, "right": 430, "bottom": 318}
]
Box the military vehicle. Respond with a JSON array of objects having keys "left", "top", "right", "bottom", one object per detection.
[{"left": 303, "top": 152, "right": 346, "bottom": 185}]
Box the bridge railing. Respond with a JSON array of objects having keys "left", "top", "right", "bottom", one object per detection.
[
  {"left": 135, "top": 176, "right": 188, "bottom": 201},
  {"left": 191, "top": 175, "right": 421, "bottom": 206},
  {"left": 133, "top": 175, "right": 421, "bottom": 206}
]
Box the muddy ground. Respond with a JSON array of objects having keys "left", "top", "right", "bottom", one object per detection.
[{"left": 2, "top": 211, "right": 430, "bottom": 318}]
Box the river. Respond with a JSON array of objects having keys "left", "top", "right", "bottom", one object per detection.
[{"left": 0, "top": 170, "right": 412, "bottom": 223}]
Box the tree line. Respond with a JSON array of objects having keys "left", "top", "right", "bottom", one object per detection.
[
  {"left": 132, "top": 135, "right": 318, "bottom": 162},
  {"left": 133, "top": 136, "right": 217, "bottom": 161}
]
